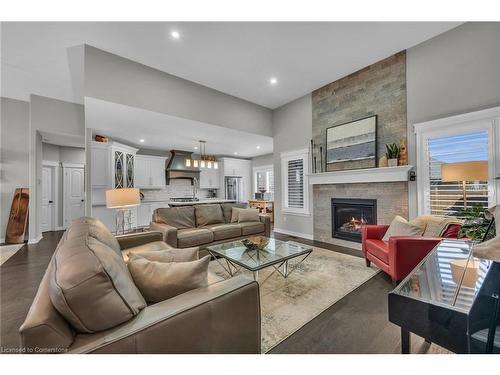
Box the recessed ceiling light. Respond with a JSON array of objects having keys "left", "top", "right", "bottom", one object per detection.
[
  {"left": 269, "top": 77, "right": 278, "bottom": 85},
  {"left": 256, "top": 145, "right": 261, "bottom": 149},
  {"left": 194, "top": 146, "right": 198, "bottom": 150},
  {"left": 234, "top": 152, "right": 238, "bottom": 155},
  {"left": 139, "top": 139, "right": 145, "bottom": 143},
  {"left": 171, "top": 31, "right": 180, "bottom": 39}
]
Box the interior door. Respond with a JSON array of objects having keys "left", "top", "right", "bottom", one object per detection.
[
  {"left": 64, "top": 166, "right": 85, "bottom": 227},
  {"left": 41, "top": 166, "right": 54, "bottom": 232}
]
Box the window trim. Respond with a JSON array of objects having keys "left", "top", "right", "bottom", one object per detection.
[
  {"left": 280, "top": 148, "right": 310, "bottom": 216},
  {"left": 414, "top": 107, "right": 499, "bottom": 216}
]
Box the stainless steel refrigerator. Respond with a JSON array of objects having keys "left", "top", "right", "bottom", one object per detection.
[{"left": 225, "top": 176, "right": 243, "bottom": 202}]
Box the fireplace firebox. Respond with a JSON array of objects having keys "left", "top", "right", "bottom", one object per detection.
[{"left": 331, "top": 198, "right": 377, "bottom": 243}]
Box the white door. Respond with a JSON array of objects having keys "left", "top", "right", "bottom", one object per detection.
[
  {"left": 41, "top": 166, "right": 54, "bottom": 232},
  {"left": 64, "top": 166, "right": 85, "bottom": 227}
]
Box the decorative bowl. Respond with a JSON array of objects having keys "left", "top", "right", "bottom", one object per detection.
[{"left": 241, "top": 236, "right": 269, "bottom": 250}]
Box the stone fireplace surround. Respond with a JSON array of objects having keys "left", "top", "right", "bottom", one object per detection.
[{"left": 313, "top": 181, "right": 409, "bottom": 250}]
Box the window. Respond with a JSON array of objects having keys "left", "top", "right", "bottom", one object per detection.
[
  {"left": 281, "top": 149, "right": 309, "bottom": 215},
  {"left": 415, "top": 109, "right": 498, "bottom": 217},
  {"left": 253, "top": 165, "right": 274, "bottom": 200},
  {"left": 427, "top": 131, "right": 489, "bottom": 215}
]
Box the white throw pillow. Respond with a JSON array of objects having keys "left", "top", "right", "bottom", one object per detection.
[{"left": 382, "top": 215, "right": 424, "bottom": 242}]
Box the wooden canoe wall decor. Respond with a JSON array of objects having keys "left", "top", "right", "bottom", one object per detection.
[{"left": 5, "top": 188, "right": 29, "bottom": 244}]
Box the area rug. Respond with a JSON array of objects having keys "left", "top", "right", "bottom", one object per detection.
[
  {"left": 209, "top": 243, "right": 379, "bottom": 353},
  {"left": 0, "top": 244, "right": 24, "bottom": 266}
]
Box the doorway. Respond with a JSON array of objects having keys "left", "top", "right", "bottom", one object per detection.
[
  {"left": 62, "top": 163, "right": 85, "bottom": 227},
  {"left": 41, "top": 162, "right": 58, "bottom": 232}
]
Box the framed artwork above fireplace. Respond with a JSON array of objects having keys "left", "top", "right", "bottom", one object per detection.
[{"left": 326, "top": 115, "right": 377, "bottom": 172}]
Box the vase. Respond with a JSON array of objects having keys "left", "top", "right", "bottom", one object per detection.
[
  {"left": 378, "top": 155, "right": 388, "bottom": 168},
  {"left": 388, "top": 158, "right": 398, "bottom": 167}
]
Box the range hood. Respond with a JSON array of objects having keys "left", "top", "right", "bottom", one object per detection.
[{"left": 166, "top": 150, "right": 200, "bottom": 185}]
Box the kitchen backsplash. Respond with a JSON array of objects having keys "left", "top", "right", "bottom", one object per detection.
[{"left": 140, "top": 179, "right": 212, "bottom": 201}]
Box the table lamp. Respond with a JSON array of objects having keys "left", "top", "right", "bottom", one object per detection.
[
  {"left": 106, "top": 188, "right": 140, "bottom": 234},
  {"left": 441, "top": 161, "right": 488, "bottom": 209}
]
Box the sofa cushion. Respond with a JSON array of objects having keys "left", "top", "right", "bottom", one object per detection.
[
  {"left": 195, "top": 204, "right": 224, "bottom": 227},
  {"left": 127, "top": 256, "right": 210, "bottom": 303},
  {"left": 177, "top": 228, "right": 214, "bottom": 247},
  {"left": 221, "top": 202, "right": 247, "bottom": 223},
  {"left": 48, "top": 218, "right": 146, "bottom": 334},
  {"left": 128, "top": 247, "right": 199, "bottom": 263},
  {"left": 122, "top": 241, "right": 173, "bottom": 262},
  {"left": 365, "top": 239, "right": 390, "bottom": 264},
  {"left": 238, "top": 208, "right": 260, "bottom": 223},
  {"left": 239, "top": 221, "right": 265, "bottom": 236},
  {"left": 205, "top": 223, "right": 242, "bottom": 240},
  {"left": 382, "top": 215, "right": 424, "bottom": 241},
  {"left": 73, "top": 216, "right": 121, "bottom": 255},
  {"left": 154, "top": 206, "right": 196, "bottom": 229}
]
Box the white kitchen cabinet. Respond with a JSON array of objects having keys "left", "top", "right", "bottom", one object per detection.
[
  {"left": 134, "top": 155, "right": 167, "bottom": 189},
  {"left": 200, "top": 168, "right": 220, "bottom": 189},
  {"left": 90, "top": 141, "right": 138, "bottom": 189}
]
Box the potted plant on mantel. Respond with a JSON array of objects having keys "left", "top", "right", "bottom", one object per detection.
[{"left": 386, "top": 143, "right": 400, "bottom": 167}]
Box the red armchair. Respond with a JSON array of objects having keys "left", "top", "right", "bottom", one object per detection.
[{"left": 362, "top": 224, "right": 461, "bottom": 284}]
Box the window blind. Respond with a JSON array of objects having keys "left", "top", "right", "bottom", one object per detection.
[
  {"left": 427, "top": 130, "right": 489, "bottom": 215},
  {"left": 287, "top": 159, "right": 304, "bottom": 208},
  {"left": 268, "top": 170, "right": 274, "bottom": 195},
  {"left": 256, "top": 171, "right": 266, "bottom": 191}
]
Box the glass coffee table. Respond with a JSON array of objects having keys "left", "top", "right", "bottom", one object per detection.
[{"left": 206, "top": 237, "right": 313, "bottom": 282}]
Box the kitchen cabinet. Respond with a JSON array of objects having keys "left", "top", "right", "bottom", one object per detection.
[
  {"left": 90, "top": 141, "right": 138, "bottom": 188},
  {"left": 199, "top": 167, "right": 220, "bottom": 189},
  {"left": 134, "top": 155, "right": 167, "bottom": 189}
]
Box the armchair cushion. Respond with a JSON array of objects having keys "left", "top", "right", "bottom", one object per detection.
[
  {"left": 116, "top": 231, "right": 163, "bottom": 250},
  {"left": 382, "top": 215, "right": 424, "bottom": 241},
  {"left": 364, "top": 239, "right": 389, "bottom": 263},
  {"left": 122, "top": 241, "right": 173, "bottom": 262},
  {"left": 127, "top": 255, "right": 210, "bottom": 303}
]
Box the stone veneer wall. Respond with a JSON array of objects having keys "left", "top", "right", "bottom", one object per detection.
[
  {"left": 310, "top": 52, "right": 408, "bottom": 249},
  {"left": 311, "top": 51, "right": 407, "bottom": 171},
  {"left": 313, "top": 182, "right": 409, "bottom": 249}
]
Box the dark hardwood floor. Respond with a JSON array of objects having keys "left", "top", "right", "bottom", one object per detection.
[{"left": 0, "top": 230, "right": 428, "bottom": 353}]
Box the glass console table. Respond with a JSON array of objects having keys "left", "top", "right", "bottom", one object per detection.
[{"left": 388, "top": 239, "right": 500, "bottom": 353}]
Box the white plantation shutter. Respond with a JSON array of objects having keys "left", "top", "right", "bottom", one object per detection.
[
  {"left": 427, "top": 130, "right": 489, "bottom": 215},
  {"left": 267, "top": 170, "right": 274, "bottom": 196},
  {"left": 256, "top": 171, "right": 266, "bottom": 191},
  {"left": 287, "top": 159, "right": 304, "bottom": 208}
]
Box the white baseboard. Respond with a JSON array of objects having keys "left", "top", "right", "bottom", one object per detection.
[
  {"left": 28, "top": 235, "right": 43, "bottom": 244},
  {"left": 273, "top": 227, "right": 314, "bottom": 240}
]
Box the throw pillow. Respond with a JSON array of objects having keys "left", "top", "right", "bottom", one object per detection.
[
  {"left": 127, "top": 256, "right": 210, "bottom": 303},
  {"left": 230, "top": 207, "right": 243, "bottom": 223},
  {"left": 382, "top": 215, "right": 424, "bottom": 242},
  {"left": 128, "top": 247, "right": 199, "bottom": 263},
  {"left": 238, "top": 208, "right": 260, "bottom": 223}
]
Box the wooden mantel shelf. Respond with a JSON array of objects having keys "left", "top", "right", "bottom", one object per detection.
[{"left": 308, "top": 165, "right": 414, "bottom": 185}]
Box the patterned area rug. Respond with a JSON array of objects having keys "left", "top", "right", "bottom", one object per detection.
[
  {"left": 0, "top": 244, "right": 24, "bottom": 266},
  {"left": 209, "top": 243, "right": 379, "bottom": 353}
]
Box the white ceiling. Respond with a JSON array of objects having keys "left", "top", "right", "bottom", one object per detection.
[
  {"left": 85, "top": 97, "right": 273, "bottom": 157},
  {"left": 1, "top": 22, "right": 461, "bottom": 109}
]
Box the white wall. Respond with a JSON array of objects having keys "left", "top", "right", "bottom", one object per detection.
[
  {"left": 29, "top": 95, "right": 85, "bottom": 242},
  {"left": 272, "top": 94, "right": 313, "bottom": 239},
  {"left": 406, "top": 22, "right": 500, "bottom": 218},
  {"left": 0, "top": 97, "right": 30, "bottom": 242},
  {"left": 84, "top": 45, "right": 273, "bottom": 137}
]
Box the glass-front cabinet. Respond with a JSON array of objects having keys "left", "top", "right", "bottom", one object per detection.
[{"left": 111, "top": 143, "right": 137, "bottom": 189}]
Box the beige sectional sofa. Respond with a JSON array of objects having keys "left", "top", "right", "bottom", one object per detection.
[
  {"left": 150, "top": 203, "right": 271, "bottom": 251},
  {"left": 19, "top": 217, "right": 261, "bottom": 354}
]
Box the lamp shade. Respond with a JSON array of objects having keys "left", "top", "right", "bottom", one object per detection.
[
  {"left": 106, "top": 188, "right": 140, "bottom": 208},
  {"left": 441, "top": 161, "right": 488, "bottom": 182}
]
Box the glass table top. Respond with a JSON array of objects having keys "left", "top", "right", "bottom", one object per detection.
[
  {"left": 206, "top": 237, "right": 313, "bottom": 271},
  {"left": 394, "top": 239, "right": 492, "bottom": 312}
]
